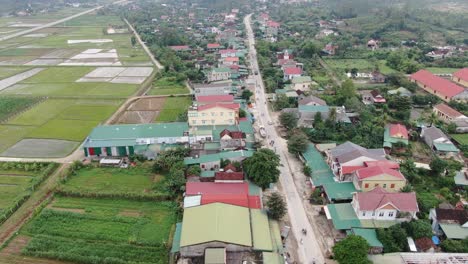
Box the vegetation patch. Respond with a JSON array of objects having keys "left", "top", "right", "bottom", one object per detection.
[
  {"left": 451, "top": 134, "right": 468, "bottom": 145},
  {"left": 0, "top": 97, "right": 40, "bottom": 122},
  {"left": 155, "top": 96, "right": 191, "bottom": 122},
  {"left": 27, "top": 119, "right": 99, "bottom": 142},
  {"left": 148, "top": 77, "right": 188, "bottom": 96}
]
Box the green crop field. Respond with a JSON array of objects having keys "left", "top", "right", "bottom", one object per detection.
[
  {"left": 0, "top": 66, "right": 30, "bottom": 79},
  {"left": 27, "top": 119, "right": 99, "bottom": 142},
  {"left": 324, "top": 59, "right": 396, "bottom": 75},
  {"left": 156, "top": 96, "right": 192, "bottom": 122},
  {"left": 451, "top": 134, "right": 468, "bottom": 145},
  {"left": 60, "top": 166, "right": 165, "bottom": 196},
  {"left": 7, "top": 99, "right": 75, "bottom": 126},
  {"left": 148, "top": 77, "right": 189, "bottom": 95},
  {"left": 426, "top": 67, "right": 460, "bottom": 74},
  {"left": 0, "top": 125, "right": 34, "bottom": 153},
  {"left": 22, "top": 196, "right": 175, "bottom": 264},
  {"left": 0, "top": 162, "right": 57, "bottom": 223},
  {"left": 0, "top": 97, "right": 39, "bottom": 122},
  {"left": 22, "top": 67, "right": 94, "bottom": 83}
]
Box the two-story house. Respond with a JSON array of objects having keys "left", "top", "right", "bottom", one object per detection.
[
  {"left": 351, "top": 187, "right": 418, "bottom": 221},
  {"left": 188, "top": 103, "right": 239, "bottom": 127},
  {"left": 291, "top": 76, "right": 313, "bottom": 91},
  {"left": 327, "top": 142, "right": 386, "bottom": 181},
  {"left": 352, "top": 165, "right": 407, "bottom": 192},
  {"left": 206, "top": 67, "right": 231, "bottom": 82},
  {"left": 283, "top": 67, "right": 302, "bottom": 81},
  {"left": 192, "top": 82, "right": 233, "bottom": 99}
]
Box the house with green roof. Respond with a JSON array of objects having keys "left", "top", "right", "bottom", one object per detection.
[
  {"left": 206, "top": 67, "right": 231, "bottom": 82},
  {"left": 184, "top": 150, "right": 254, "bottom": 171},
  {"left": 292, "top": 76, "right": 313, "bottom": 91},
  {"left": 347, "top": 228, "right": 383, "bottom": 254},
  {"left": 83, "top": 122, "right": 189, "bottom": 158}
]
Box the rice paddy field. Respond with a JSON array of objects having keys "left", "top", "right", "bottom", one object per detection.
[
  {"left": 323, "top": 58, "right": 397, "bottom": 76},
  {"left": 148, "top": 77, "right": 189, "bottom": 95},
  {"left": 0, "top": 11, "right": 159, "bottom": 158},
  {"left": 155, "top": 96, "right": 192, "bottom": 122}
]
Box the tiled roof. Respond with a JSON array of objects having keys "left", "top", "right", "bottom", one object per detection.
[
  {"left": 389, "top": 124, "right": 409, "bottom": 139},
  {"left": 223, "top": 163, "right": 238, "bottom": 172},
  {"left": 198, "top": 103, "right": 239, "bottom": 111},
  {"left": 341, "top": 166, "right": 366, "bottom": 175},
  {"left": 356, "top": 187, "right": 418, "bottom": 212},
  {"left": 197, "top": 95, "right": 234, "bottom": 103},
  {"left": 267, "top": 21, "right": 280, "bottom": 27},
  {"left": 434, "top": 103, "right": 465, "bottom": 119},
  {"left": 207, "top": 43, "right": 221, "bottom": 48},
  {"left": 355, "top": 165, "right": 406, "bottom": 180},
  {"left": 215, "top": 171, "right": 244, "bottom": 181},
  {"left": 284, "top": 67, "right": 302, "bottom": 75},
  {"left": 415, "top": 237, "right": 435, "bottom": 252},
  {"left": 186, "top": 182, "right": 249, "bottom": 196},
  {"left": 364, "top": 160, "right": 400, "bottom": 169},
  {"left": 453, "top": 68, "right": 468, "bottom": 82},
  {"left": 169, "top": 45, "right": 190, "bottom": 50},
  {"left": 435, "top": 208, "right": 468, "bottom": 224},
  {"left": 219, "top": 49, "right": 237, "bottom": 54},
  {"left": 410, "top": 70, "right": 465, "bottom": 98},
  {"left": 224, "top": 57, "right": 239, "bottom": 62}
]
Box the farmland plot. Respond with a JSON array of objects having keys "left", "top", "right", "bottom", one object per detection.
[
  {"left": 116, "top": 97, "right": 166, "bottom": 124},
  {"left": 156, "top": 97, "right": 192, "bottom": 122}
]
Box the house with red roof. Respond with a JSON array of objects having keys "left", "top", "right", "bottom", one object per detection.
[
  {"left": 219, "top": 49, "right": 237, "bottom": 58},
  {"left": 351, "top": 187, "right": 418, "bottom": 221},
  {"left": 410, "top": 69, "right": 467, "bottom": 102},
  {"left": 383, "top": 124, "right": 409, "bottom": 150},
  {"left": 362, "top": 90, "right": 386, "bottom": 105},
  {"left": 266, "top": 20, "right": 280, "bottom": 37},
  {"left": 215, "top": 171, "right": 244, "bottom": 183},
  {"left": 188, "top": 103, "right": 240, "bottom": 126},
  {"left": 452, "top": 68, "right": 468, "bottom": 87},
  {"left": 196, "top": 95, "right": 234, "bottom": 105},
  {"left": 207, "top": 43, "right": 222, "bottom": 51},
  {"left": 352, "top": 165, "right": 407, "bottom": 193},
  {"left": 220, "top": 129, "right": 245, "bottom": 150},
  {"left": 283, "top": 67, "right": 302, "bottom": 81},
  {"left": 220, "top": 56, "right": 239, "bottom": 66}
]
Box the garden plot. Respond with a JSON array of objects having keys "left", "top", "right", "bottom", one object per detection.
[
  {"left": 77, "top": 66, "right": 153, "bottom": 84},
  {"left": 60, "top": 49, "right": 121, "bottom": 66},
  {"left": 0, "top": 68, "right": 44, "bottom": 91},
  {"left": 116, "top": 97, "right": 166, "bottom": 124}
]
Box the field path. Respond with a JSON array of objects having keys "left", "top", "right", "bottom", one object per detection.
[
  {"left": 124, "top": 18, "right": 164, "bottom": 70},
  {"left": 0, "top": 163, "right": 69, "bottom": 248},
  {"left": 0, "top": 0, "right": 129, "bottom": 42}
]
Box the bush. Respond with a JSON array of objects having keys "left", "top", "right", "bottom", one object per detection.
[{"left": 332, "top": 235, "right": 371, "bottom": 264}]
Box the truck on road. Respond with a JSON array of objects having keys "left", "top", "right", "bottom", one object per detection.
[{"left": 259, "top": 125, "right": 267, "bottom": 138}]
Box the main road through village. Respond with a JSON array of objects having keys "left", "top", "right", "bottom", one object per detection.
[{"left": 244, "top": 14, "right": 326, "bottom": 264}]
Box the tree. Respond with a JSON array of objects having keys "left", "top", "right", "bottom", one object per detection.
[
  {"left": 243, "top": 149, "right": 280, "bottom": 189},
  {"left": 441, "top": 238, "right": 468, "bottom": 253},
  {"left": 186, "top": 165, "right": 201, "bottom": 176},
  {"left": 239, "top": 109, "right": 247, "bottom": 118},
  {"left": 313, "top": 112, "right": 323, "bottom": 127},
  {"left": 430, "top": 158, "right": 448, "bottom": 176},
  {"left": 131, "top": 36, "right": 136, "bottom": 47},
  {"left": 279, "top": 111, "right": 298, "bottom": 130},
  {"left": 336, "top": 79, "right": 356, "bottom": 105},
  {"left": 287, "top": 131, "right": 309, "bottom": 154},
  {"left": 333, "top": 235, "right": 371, "bottom": 264},
  {"left": 241, "top": 89, "right": 253, "bottom": 101},
  {"left": 350, "top": 68, "right": 358, "bottom": 77},
  {"left": 266, "top": 192, "right": 287, "bottom": 220},
  {"left": 274, "top": 94, "right": 293, "bottom": 110},
  {"left": 408, "top": 220, "right": 433, "bottom": 239}
]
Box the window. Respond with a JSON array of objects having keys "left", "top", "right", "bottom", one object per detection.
[
  {"left": 362, "top": 212, "right": 366, "bottom": 216},
  {"left": 375, "top": 184, "right": 379, "bottom": 187},
  {"left": 383, "top": 184, "right": 387, "bottom": 188},
  {"left": 192, "top": 120, "right": 196, "bottom": 124},
  {"left": 379, "top": 212, "right": 384, "bottom": 217},
  {"left": 220, "top": 112, "right": 224, "bottom": 116},
  {"left": 211, "top": 112, "right": 215, "bottom": 116},
  {"left": 211, "top": 120, "right": 215, "bottom": 124},
  {"left": 388, "top": 212, "right": 394, "bottom": 217},
  {"left": 390, "top": 184, "right": 395, "bottom": 189},
  {"left": 202, "top": 120, "right": 206, "bottom": 124},
  {"left": 229, "top": 112, "right": 233, "bottom": 116},
  {"left": 364, "top": 183, "right": 369, "bottom": 188}
]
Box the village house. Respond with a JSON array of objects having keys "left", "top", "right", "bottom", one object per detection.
[
  {"left": 220, "top": 56, "right": 239, "bottom": 66},
  {"left": 291, "top": 76, "right": 313, "bottom": 91},
  {"left": 452, "top": 68, "right": 468, "bottom": 87},
  {"left": 219, "top": 129, "right": 245, "bottom": 150},
  {"left": 188, "top": 103, "right": 240, "bottom": 127},
  {"left": 326, "top": 141, "right": 387, "bottom": 181},
  {"left": 169, "top": 45, "right": 191, "bottom": 52},
  {"left": 383, "top": 124, "right": 409, "bottom": 149},
  {"left": 352, "top": 165, "right": 407, "bottom": 193},
  {"left": 283, "top": 67, "right": 302, "bottom": 81},
  {"left": 367, "top": 39, "right": 379, "bottom": 50},
  {"left": 184, "top": 182, "right": 260, "bottom": 208},
  {"left": 351, "top": 187, "right": 419, "bottom": 221},
  {"left": 421, "top": 126, "right": 459, "bottom": 156},
  {"left": 410, "top": 69, "right": 468, "bottom": 102},
  {"left": 206, "top": 67, "right": 231, "bottom": 82},
  {"left": 429, "top": 208, "right": 468, "bottom": 240},
  {"left": 298, "top": 94, "right": 327, "bottom": 106},
  {"left": 433, "top": 103, "right": 468, "bottom": 133},
  {"left": 425, "top": 48, "right": 453, "bottom": 60},
  {"left": 371, "top": 71, "right": 386, "bottom": 83},
  {"left": 322, "top": 43, "right": 338, "bottom": 56},
  {"left": 265, "top": 20, "right": 280, "bottom": 37},
  {"left": 219, "top": 49, "right": 237, "bottom": 58},
  {"left": 207, "top": 43, "right": 222, "bottom": 51},
  {"left": 192, "top": 82, "right": 234, "bottom": 98},
  {"left": 214, "top": 164, "right": 244, "bottom": 183},
  {"left": 362, "top": 90, "right": 386, "bottom": 105}
]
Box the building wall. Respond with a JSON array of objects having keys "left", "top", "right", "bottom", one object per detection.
[
  {"left": 188, "top": 106, "right": 238, "bottom": 126},
  {"left": 200, "top": 160, "right": 221, "bottom": 171},
  {"left": 293, "top": 82, "right": 311, "bottom": 91},
  {"left": 357, "top": 209, "right": 398, "bottom": 220},
  {"left": 207, "top": 71, "right": 231, "bottom": 82},
  {"left": 180, "top": 242, "right": 251, "bottom": 257},
  {"left": 354, "top": 174, "right": 406, "bottom": 192},
  {"left": 452, "top": 76, "right": 468, "bottom": 88},
  {"left": 412, "top": 79, "right": 451, "bottom": 102},
  {"left": 433, "top": 108, "right": 455, "bottom": 122}
]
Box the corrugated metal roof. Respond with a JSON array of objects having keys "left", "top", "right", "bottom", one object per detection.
[
  {"left": 183, "top": 150, "right": 254, "bottom": 165},
  {"left": 301, "top": 144, "right": 335, "bottom": 186},
  {"left": 326, "top": 203, "right": 361, "bottom": 230},
  {"left": 439, "top": 223, "right": 468, "bottom": 240},
  {"left": 170, "top": 223, "right": 182, "bottom": 253},
  {"left": 323, "top": 182, "right": 357, "bottom": 200},
  {"left": 349, "top": 228, "right": 383, "bottom": 248},
  {"left": 262, "top": 252, "right": 283, "bottom": 264},
  {"left": 250, "top": 209, "right": 274, "bottom": 251},
  {"left": 433, "top": 142, "right": 459, "bottom": 152},
  {"left": 180, "top": 203, "right": 252, "bottom": 247}
]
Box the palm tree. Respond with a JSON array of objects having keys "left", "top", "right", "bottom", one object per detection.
[{"left": 427, "top": 112, "right": 438, "bottom": 127}]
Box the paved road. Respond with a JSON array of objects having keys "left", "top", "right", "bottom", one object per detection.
[
  {"left": 124, "top": 18, "right": 164, "bottom": 70},
  {"left": 0, "top": 0, "right": 129, "bottom": 42},
  {"left": 244, "top": 14, "right": 325, "bottom": 264}
]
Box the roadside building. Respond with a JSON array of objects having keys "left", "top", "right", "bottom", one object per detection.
[
  {"left": 83, "top": 123, "right": 189, "bottom": 158},
  {"left": 188, "top": 103, "right": 240, "bottom": 126},
  {"left": 196, "top": 95, "right": 234, "bottom": 105},
  {"left": 433, "top": 103, "right": 468, "bottom": 133},
  {"left": 283, "top": 67, "right": 302, "bottom": 81},
  {"left": 421, "top": 126, "right": 459, "bottom": 156},
  {"left": 219, "top": 129, "right": 245, "bottom": 150},
  {"left": 410, "top": 69, "right": 467, "bottom": 102},
  {"left": 298, "top": 94, "right": 327, "bottom": 106},
  {"left": 265, "top": 21, "right": 280, "bottom": 37},
  {"left": 206, "top": 67, "right": 231, "bottom": 82},
  {"left": 362, "top": 90, "right": 386, "bottom": 104},
  {"left": 169, "top": 45, "right": 191, "bottom": 52},
  {"left": 452, "top": 68, "right": 468, "bottom": 87},
  {"left": 351, "top": 187, "right": 419, "bottom": 221},
  {"left": 192, "top": 82, "right": 234, "bottom": 98},
  {"left": 352, "top": 165, "right": 407, "bottom": 193},
  {"left": 184, "top": 150, "right": 254, "bottom": 171}
]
